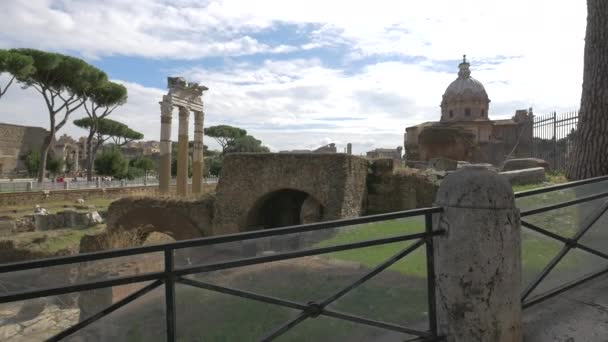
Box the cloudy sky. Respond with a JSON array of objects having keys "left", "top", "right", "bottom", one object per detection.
[{"left": 0, "top": 0, "right": 586, "bottom": 154}]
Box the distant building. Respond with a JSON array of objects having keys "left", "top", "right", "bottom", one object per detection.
[
  {"left": 404, "top": 55, "right": 533, "bottom": 165},
  {"left": 0, "top": 123, "right": 49, "bottom": 175},
  {"left": 366, "top": 147, "right": 403, "bottom": 161}
]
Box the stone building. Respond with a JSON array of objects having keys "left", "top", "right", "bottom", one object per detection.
[
  {"left": 366, "top": 147, "right": 403, "bottom": 161},
  {"left": 53, "top": 134, "right": 82, "bottom": 173},
  {"left": 0, "top": 123, "right": 49, "bottom": 175},
  {"left": 405, "top": 56, "right": 533, "bottom": 165}
]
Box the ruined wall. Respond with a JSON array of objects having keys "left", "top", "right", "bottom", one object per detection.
[
  {"left": 0, "top": 123, "right": 49, "bottom": 174},
  {"left": 366, "top": 159, "right": 440, "bottom": 215},
  {"left": 213, "top": 153, "right": 369, "bottom": 234},
  {"left": 0, "top": 183, "right": 216, "bottom": 207},
  {"left": 105, "top": 195, "right": 214, "bottom": 239}
]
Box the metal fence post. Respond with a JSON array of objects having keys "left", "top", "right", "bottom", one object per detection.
[
  {"left": 424, "top": 213, "right": 438, "bottom": 336},
  {"left": 164, "top": 250, "right": 177, "bottom": 342},
  {"left": 552, "top": 111, "right": 557, "bottom": 170},
  {"left": 433, "top": 165, "right": 522, "bottom": 341}
]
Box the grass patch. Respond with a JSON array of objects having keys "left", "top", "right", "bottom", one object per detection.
[
  {"left": 8, "top": 224, "right": 105, "bottom": 254},
  {"left": 0, "top": 198, "right": 116, "bottom": 219}
]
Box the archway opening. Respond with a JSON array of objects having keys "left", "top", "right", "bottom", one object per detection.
[{"left": 246, "top": 189, "right": 324, "bottom": 230}]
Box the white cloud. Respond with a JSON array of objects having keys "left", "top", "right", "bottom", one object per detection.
[{"left": 0, "top": 0, "right": 587, "bottom": 153}]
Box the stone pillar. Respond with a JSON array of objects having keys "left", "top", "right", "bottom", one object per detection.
[
  {"left": 159, "top": 97, "right": 173, "bottom": 194},
  {"left": 433, "top": 165, "right": 521, "bottom": 342},
  {"left": 176, "top": 106, "right": 190, "bottom": 196},
  {"left": 347, "top": 143, "right": 352, "bottom": 155},
  {"left": 192, "top": 110, "right": 205, "bottom": 195}
]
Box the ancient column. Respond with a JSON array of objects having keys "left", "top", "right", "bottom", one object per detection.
[
  {"left": 433, "top": 165, "right": 522, "bottom": 341},
  {"left": 176, "top": 106, "right": 190, "bottom": 196},
  {"left": 159, "top": 97, "right": 173, "bottom": 194},
  {"left": 192, "top": 110, "right": 205, "bottom": 194}
]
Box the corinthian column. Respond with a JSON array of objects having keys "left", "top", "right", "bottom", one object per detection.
[
  {"left": 176, "top": 106, "right": 190, "bottom": 196},
  {"left": 192, "top": 110, "right": 205, "bottom": 194},
  {"left": 159, "top": 97, "right": 173, "bottom": 194}
]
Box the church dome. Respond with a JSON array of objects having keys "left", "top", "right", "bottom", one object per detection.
[{"left": 440, "top": 55, "right": 490, "bottom": 122}]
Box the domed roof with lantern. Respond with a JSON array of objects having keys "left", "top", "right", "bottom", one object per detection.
[{"left": 440, "top": 55, "right": 491, "bottom": 122}]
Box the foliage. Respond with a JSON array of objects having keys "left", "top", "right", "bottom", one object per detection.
[
  {"left": 130, "top": 156, "right": 155, "bottom": 179},
  {"left": 208, "top": 156, "right": 223, "bottom": 176},
  {"left": 0, "top": 49, "right": 35, "bottom": 99},
  {"left": 20, "top": 150, "right": 41, "bottom": 177},
  {"left": 225, "top": 135, "right": 270, "bottom": 153},
  {"left": 45, "top": 157, "right": 64, "bottom": 178},
  {"left": 81, "top": 80, "right": 128, "bottom": 180},
  {"left": 94, "top": 148, "right": 128, "bottom": 177},
  {"left": 10, "top": 48, "right": 108, "bottom": 181},
  {"left": 74, "top": 117, "right": 143, "bottom": 146},
  {"left": 204, "top": 125, "right": 247, "bottom": 153}
]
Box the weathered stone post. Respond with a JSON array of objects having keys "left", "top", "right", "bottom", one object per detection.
[
  {"left": 176, "top": 106, "right": 190, "bottom": 196},
  {"left": 159, "top": 97, "right": 173, "bottom": 194},
  {"left": 192, "top": 110, "right": 205, "bottom": 195},
  {"left": 434, "top": 165, "right": 521, "bottom": 341}
]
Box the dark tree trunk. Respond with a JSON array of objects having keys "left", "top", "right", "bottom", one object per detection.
[
  {"left": 567, "top": 0, "right": 608, "bottom": 180},
  {"left": 86, "top": 130, "right": 95, "bottom": 181},
  {"left": 37, "top": 131, "right": 54, "bottom": 182}
]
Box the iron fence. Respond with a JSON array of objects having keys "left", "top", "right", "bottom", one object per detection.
[
  {"left": 0, "top": 207, "right": 445, "bottom": 342},
  {"left": 515, "top": 174, "right": 608, "bottom": 309},
  {"left": 0, "top": 176, "right": 219, "bottom": 193},
  {"left": 531, "top": 111, "right": 578, "bottom": 172}
]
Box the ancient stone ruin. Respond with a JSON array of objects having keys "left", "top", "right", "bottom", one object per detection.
[{"left": 158, "top": 77, "right": 208, "bottom": 197}]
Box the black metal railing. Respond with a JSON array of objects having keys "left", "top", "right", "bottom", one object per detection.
[
  {"left": 0, "top": 207, "right": 445, "bottom": 342},
  {"left": 515, "top": 174, "right": 608, "bottom": 309}
]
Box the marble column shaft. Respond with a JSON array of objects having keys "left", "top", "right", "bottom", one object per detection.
[
  {"left": 176, "top": 106, "right": 190, "bottom": 196},
  {"left": 159, "top": 97, "right": 173, "bottom": 194},
  {"left": 192, "top": 110, "right": 205, "bottom": 194}
]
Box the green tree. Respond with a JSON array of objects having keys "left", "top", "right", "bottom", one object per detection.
[
  {"left": 81, "top": 81, "right": 128, "bottom": 181},
  {"left": 208, "top": 155, "right": 223, "bottom": 176},
  {"left": 0, "top": 50, "right": 35, "bottom": 100},
  {"left": 225, "top": 135, "right": 270, "bottom": 153},
  {"left": 130, "top": 156, "right": 155, "bottom": 180},
  {"left": 94, "top": 148, "right": 128, "bottom": 177},
  {"left": 46, "top": 157, "right": 64, "bottom": 178},
  {"left": 11, "top": 49, "right": 107, "bottom": 182},
  {"left": 204, "top": 125, "right": 247, "bottom": 154},
  {"left": 20, "top": 150, "right": 41, "bottom": 177},
  {"left": 74, "top": 117, "right": 143, "bottom": 174},
  {"left": 567, "top": 0, "right": 608, "bottom": 180}
]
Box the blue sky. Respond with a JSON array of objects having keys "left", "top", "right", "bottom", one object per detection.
[{"left": 0, "top": 0, "right": 586, "bottom": 153}]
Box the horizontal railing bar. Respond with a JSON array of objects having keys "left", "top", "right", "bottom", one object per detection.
[
  {"left": 177, "top": 277, "right": 307, "bottom": 311},
  {"left": 0, "top": 232, "right": 443, "bottom": 304},
  {"left": 321, "top": 309, "right": 430, "bottom": 337},
  {"left": 515, "top": 175, "right": 608, "bottom": 198},
  {"left": 47, "top": 280, "right": 163, "bottom": 341},
  {"left": 523, "top": 266, "right": 608, "bottom": 309},
  {"left": 0, "top": 207, "right": 443, "bottom": 274},
  {"left": 522, "top": 221, "right": 608, "bottom": 260},
  {"left": 520, "top": 191, "right": 608, "bottom": 217},
  {"left": 0, "top": 271, "right": 164, "bottom": 304},
  {"left": 173, "top": 233, "right": 442, "bottom": 276}
]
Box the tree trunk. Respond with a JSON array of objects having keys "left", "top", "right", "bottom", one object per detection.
[
  {"left": 567, "top": 0, "right": 608, "bottom": 180},
  {"left": 86, "top": 130, "right": 95, "bottom": 181},
  {"left": 37, "top": 132, "right": 54, "bottom": 182}
]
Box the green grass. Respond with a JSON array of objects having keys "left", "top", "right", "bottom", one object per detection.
[
  {"left": 0, "top": 198, "right": 116, "bottom": 219},
  {"left": 316, "top": 218, "right": 427, "bottom": 277},
  {"left": 9, "top": 224, "right": 105, "bottom": 254}
]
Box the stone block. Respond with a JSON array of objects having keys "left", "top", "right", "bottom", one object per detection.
[
  {"left": 500, "top": 167, "right": 546, "bottom": 186},
  {"left": 502, "top": 158, "right": 550, "bottom": 172},
  {"left": 429, "top": 157, "right": 458, "bottom": 171}
]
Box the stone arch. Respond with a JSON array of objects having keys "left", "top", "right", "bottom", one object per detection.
[
  {"left": 112, "top": 207, "right": 203, "bottom": 241},
  {"left": 245, "top": 189, "right": 325, "bottom": 230}
]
